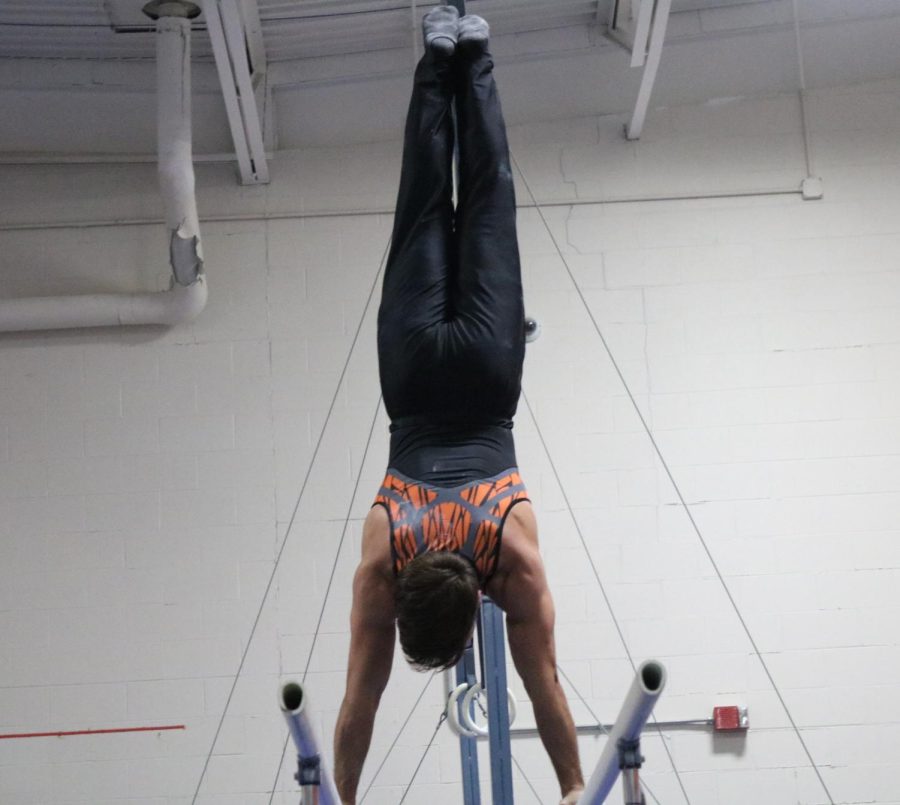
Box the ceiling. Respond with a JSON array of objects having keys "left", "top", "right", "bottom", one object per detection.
[
  {"left": 1, "top": 1, "right": 899, "bottom": 154},
  {"left": 3, "top": 0, "right": 612, "bottom": 61},
  {"left": 0, "top": 0, "right": 889, "bottom": 63}
]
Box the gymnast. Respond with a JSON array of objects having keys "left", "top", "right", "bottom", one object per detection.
[{"left": 334, "top": 6, "right": 584, "bottom": 803}]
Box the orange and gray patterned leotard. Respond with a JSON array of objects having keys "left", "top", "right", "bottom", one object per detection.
[{"left": 373, "top": 468, "right": 529, "bottom": 585}]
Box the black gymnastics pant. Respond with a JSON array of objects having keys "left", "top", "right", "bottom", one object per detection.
[{"left": 378, "top": 47, "right": 525, "bottom": 444}]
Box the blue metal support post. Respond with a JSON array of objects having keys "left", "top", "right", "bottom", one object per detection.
[
  {"left": 479, "top": 597, "right": 514, "bottom": 804},
  {"left": 455, "top": 642, "right": 482, "bottom": 805},
  {"left": 446, "top": 4, "right": 506, "bottom": 801}
]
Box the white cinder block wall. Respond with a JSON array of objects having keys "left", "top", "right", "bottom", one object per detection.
[{"left": 1, "top": 76, "right": 899, "bottom": 805}]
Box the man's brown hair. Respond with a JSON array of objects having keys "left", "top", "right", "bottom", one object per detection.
[{"left": 395, "top": 551, "right": 480, "bottom": 670}]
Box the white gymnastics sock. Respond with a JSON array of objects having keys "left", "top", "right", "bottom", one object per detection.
[
  {"left": 423, "top": 5, "right": 459, "bottom": 57},
  {"left": 458, "top": 14, "right": 489, "bottom": 52}
]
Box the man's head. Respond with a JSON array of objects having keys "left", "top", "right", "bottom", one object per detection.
[{"left": 395, "top": 551, "right": 480, "bottom": 671}]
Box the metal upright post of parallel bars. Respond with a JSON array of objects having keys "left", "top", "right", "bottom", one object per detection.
[
  {"left": 450, "top": 597, "right": 514, "bottom": 805},
  {"left": 455, "top": 642, "right": 482, "bottom": 805},
  {"left": 442, "top": 2, "right": 508, "bottom": 801},
  {"left": 479, "top": 597, "right": 514, "bottom": 805}
]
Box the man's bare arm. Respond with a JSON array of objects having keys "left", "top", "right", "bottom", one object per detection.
[
  {"left": 334, "top": 511, "right": 395, "bottom": 804},
  {"left": 492, "top": 512, "right": 584, "bottom": 799}
]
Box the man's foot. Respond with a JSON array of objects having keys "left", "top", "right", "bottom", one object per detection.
[
  {"left": 423, "top": 5, "right": 459, "bottom": 58},
  {"left": 458, "top": 14, "right": 489, "bottom": 53}
]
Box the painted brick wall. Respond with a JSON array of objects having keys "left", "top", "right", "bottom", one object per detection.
[{"left": 1, "top": 76, "right": 899, "bottom": 804}]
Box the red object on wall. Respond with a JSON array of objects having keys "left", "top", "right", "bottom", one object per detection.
[{"left": 713, "top": 706, "right": 745, "bottom": 731}]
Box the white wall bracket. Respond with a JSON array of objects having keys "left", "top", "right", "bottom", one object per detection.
[
  {"left": 607, "top": 0, "right": 673, "bottom": 141},
  {"left": 202, "top": 0, "right": 270, "bottom": 185}
]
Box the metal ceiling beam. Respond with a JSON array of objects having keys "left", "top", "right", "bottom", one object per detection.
[
  {"left": 202, "top": 0, "right": 269, "bottom": 184},
  {"left": 630, "top": 0, "right": 655, "bottom": 67},
  {"left": 607, "top": 0, "right": 673, "bottom": 140},
  {"left": 240, "top": 0, "right": 266, "bottom": 74},
  {"left": 627, "top": 0, "right": 671, "bottom": 139},
  {"left": 239, "top": 0, "right": 273, "bottom": 152}
]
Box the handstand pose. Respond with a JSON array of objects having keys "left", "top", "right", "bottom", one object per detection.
[{"left": 334, "top": 7, "right": 584, "bottom": 803}]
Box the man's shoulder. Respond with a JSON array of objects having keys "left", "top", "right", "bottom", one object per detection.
[
  {"left": 488, "top": 501, "right": 546, "bottom": 610},
  {"left": 361, "top": 504, "right": 394, "bottom": 579},
  {"left": 352, "top": 507, "right": 396, "bottom": 628},
  {"left": 497, "top": 499, "right": 539, "bottom": 566}
]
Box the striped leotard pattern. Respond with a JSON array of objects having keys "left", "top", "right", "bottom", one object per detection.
[{"left": 374, "top": 469, "right": 529, "bottom": 583}]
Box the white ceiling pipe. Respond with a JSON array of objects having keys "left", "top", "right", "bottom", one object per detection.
[
  {"left": 0, "top": 0, "right": 207, "bottom": 334},
  {"left": 155, "top": 8, "right": 204, "bottom": 286},
  {"left": 0, "top": 281, "right": 208, "bottom": 332}
]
